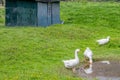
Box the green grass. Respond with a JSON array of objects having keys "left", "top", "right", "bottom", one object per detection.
[
  {"left": 61, "top": 2, "right": 120, "bottom": 29},
  {"left": 0, "top": 2, "right": 120, "bottom": 80},
  {"left": 0, "top": 8, "right": 4, "bottom": 26}
]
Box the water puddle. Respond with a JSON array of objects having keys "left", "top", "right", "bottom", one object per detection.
[
  {"left": 83, "top": 64, "right": 93, "bottom": 74},
  {"left": 76, "top": 61, "right": 120, "bottom": 80}
]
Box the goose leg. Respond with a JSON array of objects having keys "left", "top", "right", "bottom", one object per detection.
[{"left": 72, "top": 67, "right": 76, "bottom": 73}]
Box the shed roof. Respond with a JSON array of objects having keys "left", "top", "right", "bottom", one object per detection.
[{"left": 35, "top": 0, "right": 60, "bottom": 2}]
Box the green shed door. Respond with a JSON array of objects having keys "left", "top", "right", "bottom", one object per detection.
[
  {"left": 37, "top": 2, "right": 61, "bottom": 26},
  {"left": 37, "top": 2, "right": 48, "bottom": 26},
  {"left": 52, "top": 2, "right": 61, "bottom": 24}
]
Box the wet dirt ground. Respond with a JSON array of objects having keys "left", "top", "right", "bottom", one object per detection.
[{"left": 76, "top": 61, "right": 120, "bottom": 80}]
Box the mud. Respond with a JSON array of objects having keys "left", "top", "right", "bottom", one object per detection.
[{"left": 76, "top": 61, "right": 120, "bottom": 80}]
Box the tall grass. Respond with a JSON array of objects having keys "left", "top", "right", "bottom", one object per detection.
[{"left": 0, "top": 2, "right": 120, "bottom": 80}]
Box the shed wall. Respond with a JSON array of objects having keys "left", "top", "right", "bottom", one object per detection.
[{"left": 6, "top": 0, "right": 37, "bottom": 26}]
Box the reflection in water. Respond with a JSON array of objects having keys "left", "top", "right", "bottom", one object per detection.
[
  {"left": 84, "top": 64, "right": 93, "bottom": 74},
  {"left": 100, "top": 61, "right": 110, "bottom": 64}
]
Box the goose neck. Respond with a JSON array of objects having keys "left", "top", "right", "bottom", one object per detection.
[{"left": 75, "top": 51, "right": 79, "bottom": 59}]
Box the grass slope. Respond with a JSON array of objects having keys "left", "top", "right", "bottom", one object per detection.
[
  {"left": 0, "top": 2, "right": 120, "bottom": 80},
  {"left": 61, "top": 2, "right": 120, "bottom": 29}
]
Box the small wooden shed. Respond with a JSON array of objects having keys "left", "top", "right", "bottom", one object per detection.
[{"left": 5, "top": 0, "right": 61, "bottom": 26}]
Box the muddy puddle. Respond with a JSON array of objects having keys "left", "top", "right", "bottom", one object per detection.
[{"left": 76, "top": 61, "right": 120, "bottom": 80}]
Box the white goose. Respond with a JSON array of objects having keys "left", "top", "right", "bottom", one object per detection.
[
  {"left": 62, "top": 49, "right": 80, "bottom": 72},
  {"left": 84, "top": 47, "right": 93, "bottom": 64},
  {"left": 96, "top": 36, "right": 110, "bottom": 45}
]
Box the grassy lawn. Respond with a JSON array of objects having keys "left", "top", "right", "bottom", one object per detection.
[{"left": 0, "top": 2, "right": 120, "bottom": 80}]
